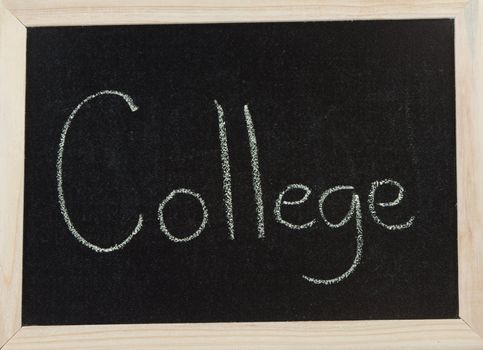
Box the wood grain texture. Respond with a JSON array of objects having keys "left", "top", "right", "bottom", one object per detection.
[
  {"left": 0, "top": 2, "right": 25, "bottom": 348},
  {"left": 3, "top": 319, "right": 483, "bottom": 350},
  {"left": 0, "top": 4, "right": 26, "bottom": 346},
  {"left": 457, "top": 0, "right": 483, "bottom": 339},
  {"left": 2, "top": 0, "right": 469, "bottom": 27}
]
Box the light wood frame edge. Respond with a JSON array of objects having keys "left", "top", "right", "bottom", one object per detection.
[
  {"left": 456, "top": 0, "right": 483, "bottom": 340},
  {"left": 3, "top": 319, "right": 483, "bottom": 350},
  {"left": 0, "top": 0, "right": 481, "bottom": 349},
  {"left": 0, "top": 1, "right": 25, "bottom": 348}
]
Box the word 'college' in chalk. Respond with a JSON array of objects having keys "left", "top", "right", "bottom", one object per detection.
[{"left": 56, "top": 90, "right": 415, "bottom": 285}]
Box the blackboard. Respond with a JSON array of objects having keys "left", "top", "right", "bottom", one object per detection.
[{"left": 23, "top": 19, "right": 457, "bottom": 325}]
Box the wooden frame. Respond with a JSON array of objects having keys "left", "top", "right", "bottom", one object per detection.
[{"left": 0, "top": 0, "right": 482, "bottom": 348}]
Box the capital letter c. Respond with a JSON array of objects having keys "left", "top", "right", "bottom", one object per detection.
[{"left": 56, "top": 90, "right": 143, "bottom": 253}]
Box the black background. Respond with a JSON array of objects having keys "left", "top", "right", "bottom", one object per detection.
[{"left": 24, "top": 20, "right": 457, "bottom": 325}]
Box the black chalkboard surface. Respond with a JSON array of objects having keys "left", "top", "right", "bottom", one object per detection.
[{"left": 24, "top": 19, "right": 457, "bottom": 325}]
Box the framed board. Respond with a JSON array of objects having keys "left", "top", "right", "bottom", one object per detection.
[{"left": 1, "top": 1, "right": 482, "bottom": 349}]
